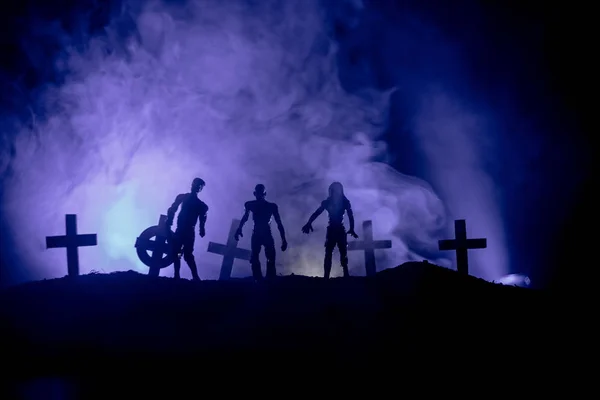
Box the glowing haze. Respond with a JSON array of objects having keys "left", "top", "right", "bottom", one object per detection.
[{"left": 1, "top": 0, "right": 509, "bottom": 282}]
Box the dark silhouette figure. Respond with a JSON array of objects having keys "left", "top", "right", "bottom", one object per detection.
[
  {"left": 166, "top": 178, "right": 208, "bottom": 281},
  {"left": 234, "top": 184, "right": 287, "bottom": 280},
  {"left": 302, "top": 182, "right": 358, "bottom": 279}
]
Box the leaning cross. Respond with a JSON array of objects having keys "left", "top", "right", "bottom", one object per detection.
[
  {"left": 438, "top": 219, "right": 487, "bottom": 275},
  {"left": 46, "top": 214, "right": 97, "bottom": 277},
  {"left": 348, "top": 220, "right": 392, "bottom": 276},
  {"left": 135, "top": 214, "right": 174, "bottom": 277},
  {"left": 207, "top": 219, "right": 251, "bottom": 280}
]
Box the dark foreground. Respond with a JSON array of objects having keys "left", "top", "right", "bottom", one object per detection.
[{"left": 0, "top": 261, "right": 565, "bottom": 397}]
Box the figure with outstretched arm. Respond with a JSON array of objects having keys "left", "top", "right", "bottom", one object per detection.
[
  {"left": 234, "top": 184, "right": 287, "bottom": 280},
  {"left": 166, "top": 177, "right": 208, "bottom": 281},
  {"left": 302, "top": 182, "right": 357, "bottom": 279}
]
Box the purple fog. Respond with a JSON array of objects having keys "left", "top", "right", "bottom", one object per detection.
[{"left": 1, "top": 0, "right": 528, "bottom": 282}]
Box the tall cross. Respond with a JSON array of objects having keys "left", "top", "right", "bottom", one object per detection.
[
  {"left": 438, "top": 219, "right": 487, "bottom": 275},
  {"left": 348, "top": 220, "right": 392, "bottom": 276},
  {"left": 46, "top": 214, "right": 97, "bottom": 277},
  {"left": 207, "top": 219, "right": 251, "bottom": 280}
]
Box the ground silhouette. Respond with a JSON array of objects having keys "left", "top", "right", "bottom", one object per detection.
[{"left": 0, "top": 261, "right": 563, "bottom": 396}]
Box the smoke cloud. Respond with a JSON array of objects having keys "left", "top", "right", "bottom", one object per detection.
[
  {"left": 340, "top": 6, "right": 519, "bottom": 282},
  {"left": 1, "top": 0, "right": 450, "bottom": 282},
  {"left": 413, "top": 89, "right": 508, "bottom": 280}
]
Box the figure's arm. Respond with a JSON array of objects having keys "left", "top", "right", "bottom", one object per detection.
[
  {"left": 166, "top": 194, "right": 185, "bottom": 226},
  {"left": 346, "top": 200, "right": 355, "bottom": 232},
  {"left": 307, "top": 203, "right": 325, "bottom": 225},
  {"left": 273, "top": 205, "right": 286, "bottom": 242},
  {"left": 346, "top": 199, "right": 358, "bottom": 238},
  {"left": 302, "top": 202, "right": 325, "bottom": 234},
  {"left": 239, "top": 202, "right": 251, "bottom": 231},
  {"left": 198, "top": 205, "right": 208, "bottom": 236},
  {"left": 234, "top": 203, "right": 251, "bottom": 240}
]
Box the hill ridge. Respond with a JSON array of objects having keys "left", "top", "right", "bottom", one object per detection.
[{"left": 0, "top": 261, "right": 556, "bottom": 384}]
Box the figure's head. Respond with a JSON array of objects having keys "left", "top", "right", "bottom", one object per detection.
[
  {"left": 191, "top": 177, "right": 205, "bottom": 194},
  {"left": 328, "top": 181, "right": 344, "bottom": 199},
  {"left": 254, "top": 184, "right": 266, "bottom": 199}
]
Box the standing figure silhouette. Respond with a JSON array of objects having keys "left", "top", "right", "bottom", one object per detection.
[
  {"left": 166, "top": 177, "right": 208, "bottom": 281},
  {"left": 234, "top": 184, "right": 287, "bottom": 280},
  {"left": 302, "top": 182, "right": 358, "bottom": 279}
]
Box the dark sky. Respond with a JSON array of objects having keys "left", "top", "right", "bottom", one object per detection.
[
  {"left": 0, "top": 0, "right": 594, "bottom": 289},
  {"left": 332, "top": 0, "right": 594, "bottom": 289}
]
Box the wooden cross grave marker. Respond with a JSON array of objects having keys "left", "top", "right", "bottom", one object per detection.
[
  {"left": 207, "top": 219, "right": 251, "bottom": 280},
  {"left": 46, "top": 214, "right": 97, "bottom": 277},
  {"left": 347, "top": 220, "right": 392, "bottom": 276},
  {"left": 438, "top": 219, "right": 487, "bottom": 275}
]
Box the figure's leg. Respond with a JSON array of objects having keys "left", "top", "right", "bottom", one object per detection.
[
  {"left": 337, "top": 231, "right": 350, "bottom": 278},
  {"left": 171, "top": 232, "right": 182, "bottom": 279},
  {"left": 250, "top": 234, "right": 263, "bottom": 281},
  {"left": 264, "top": 234, "right": 276, "bottom": 279},
  {"left": 324, "top": 228, "right": 334, "bottom": 279},
  {"left": 173, "top": 256, "right": 181, "bottom": 279},
  {"left": 182, "top": 233, "right": 200, "bottom": 281}
]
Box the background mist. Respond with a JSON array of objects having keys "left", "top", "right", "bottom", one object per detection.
[
  {"left": 0, "top": 0, "right": 589, "bottom": 287},
  {"left": 1, "top": 0, "right": 450, "bottom": 282}
]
